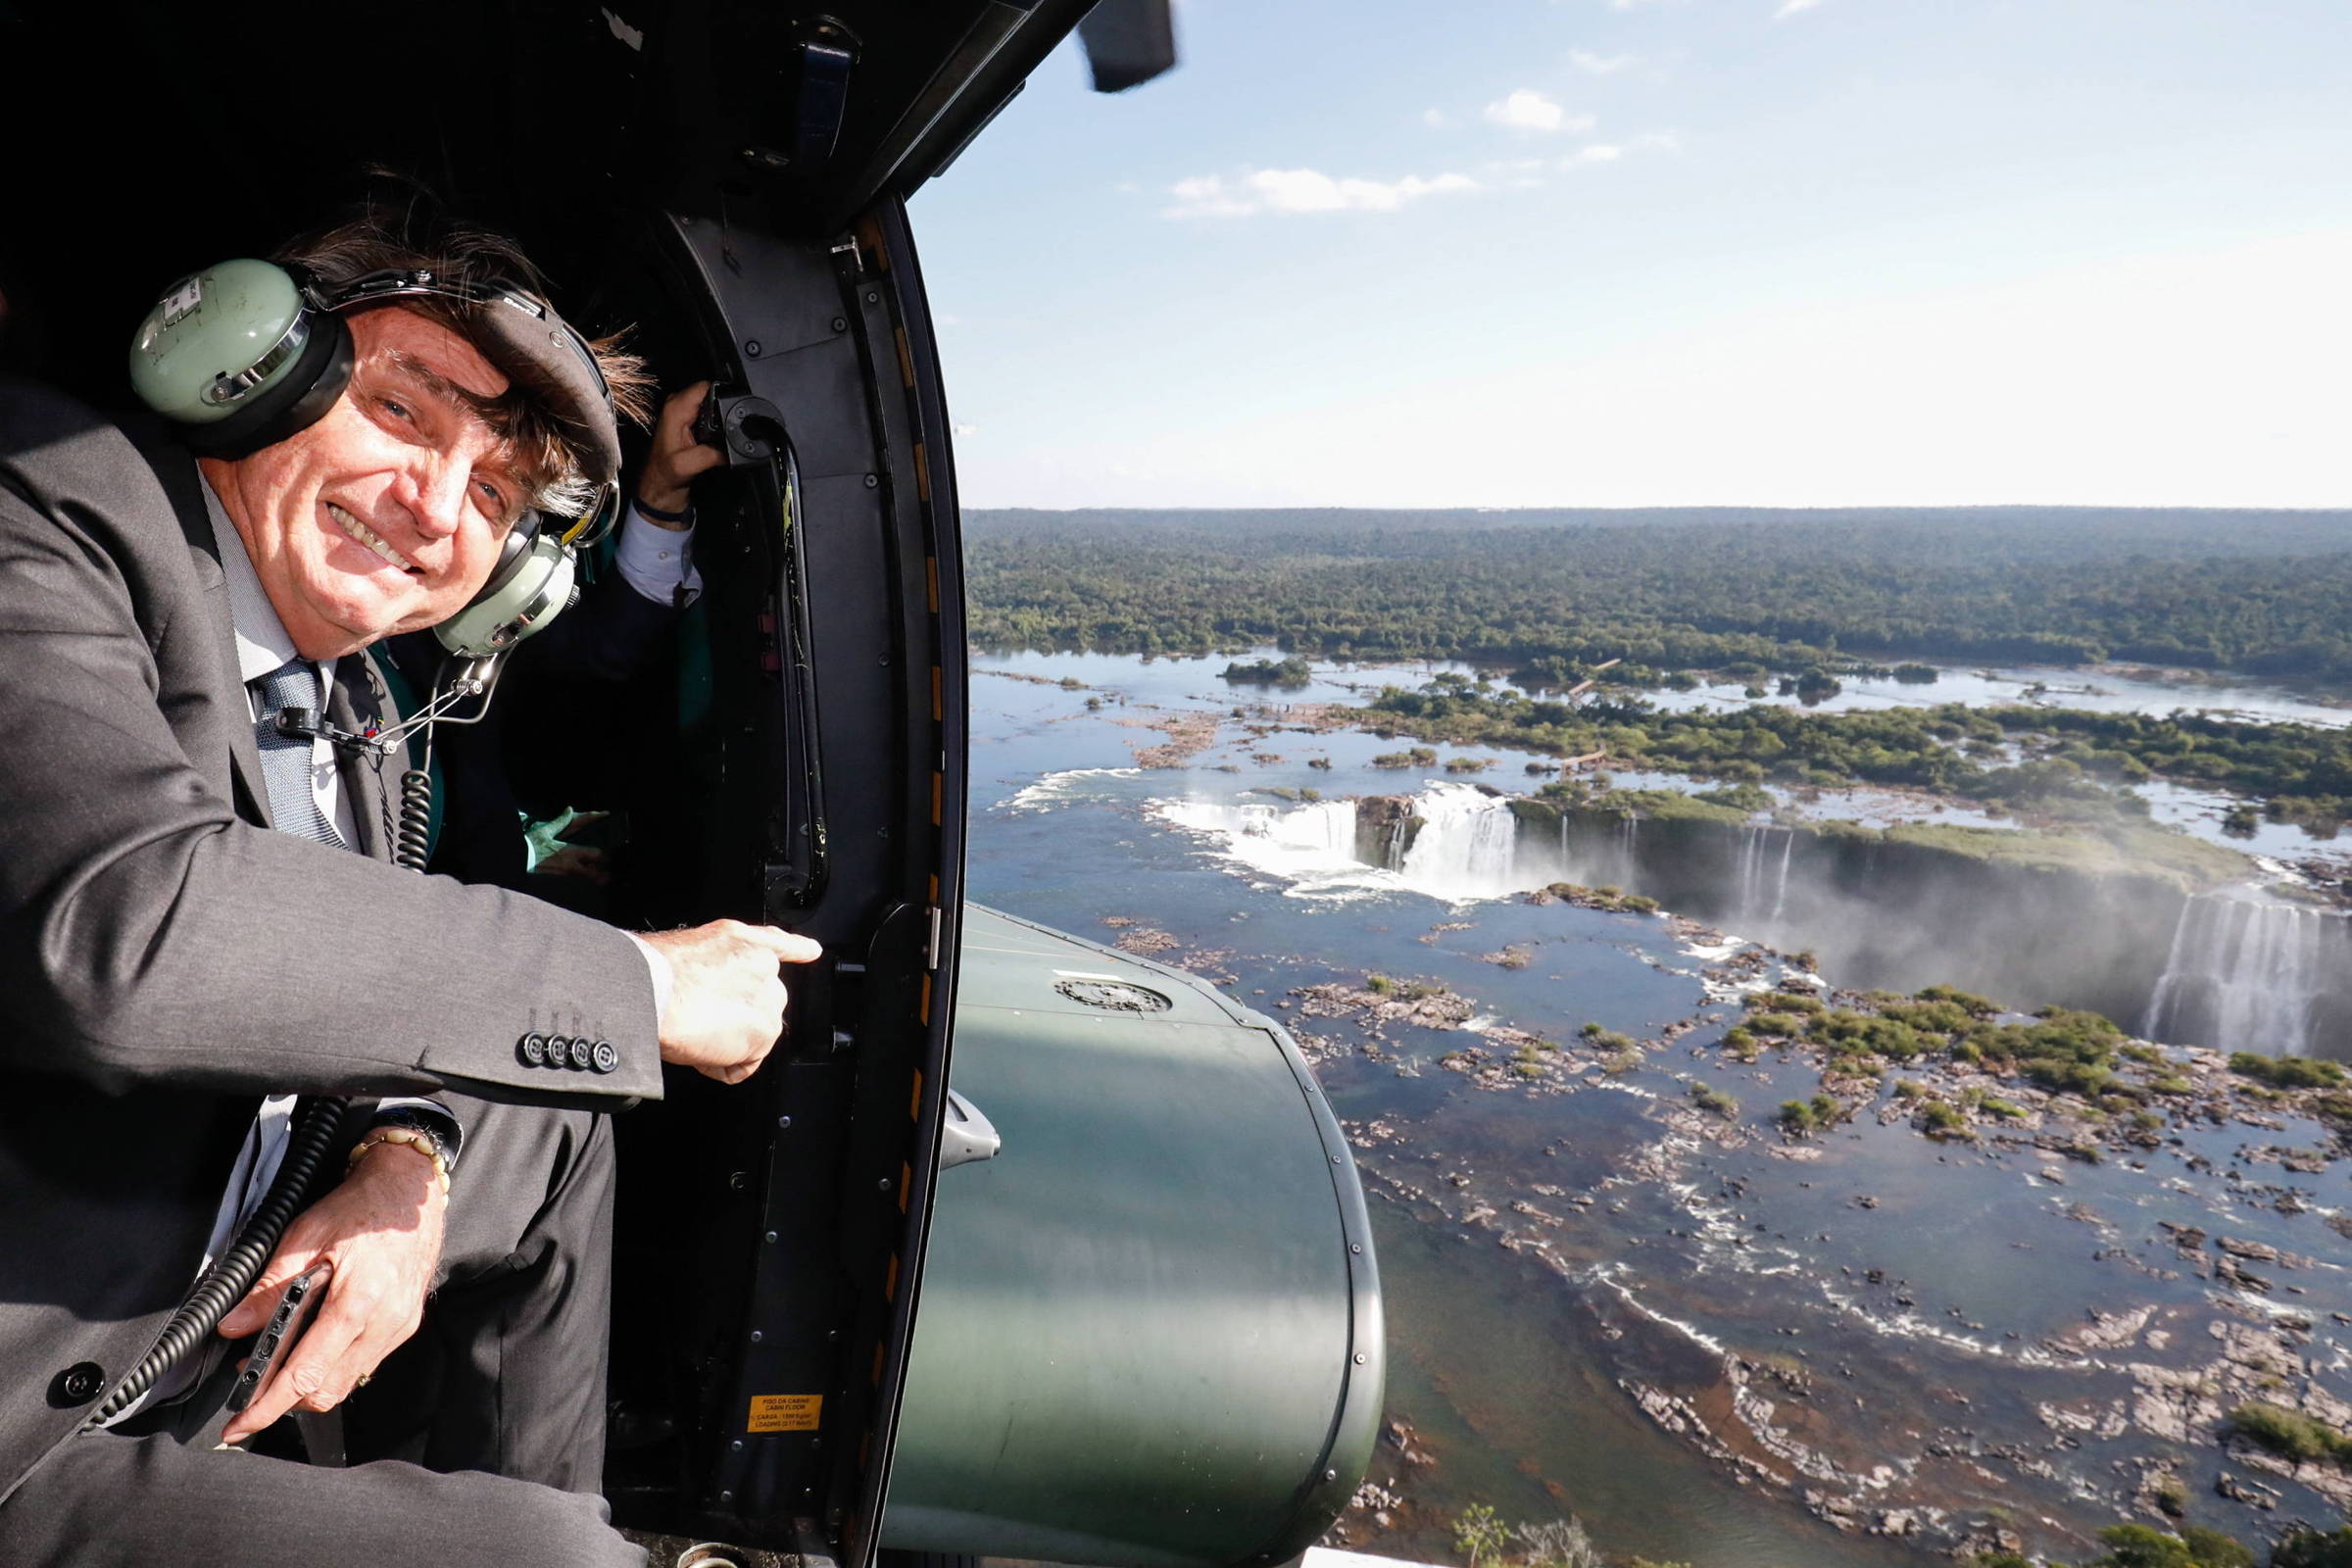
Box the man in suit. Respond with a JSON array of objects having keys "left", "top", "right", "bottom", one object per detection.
[{"left": 0, "top": 210, "right": 809, "bottom": 1566}]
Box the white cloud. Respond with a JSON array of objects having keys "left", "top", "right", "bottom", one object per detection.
[
  {"left": 1162, "top": 168, "right": 1481, "bottom": 219},
  {"left": 1483, "top": 89, "right": 1595, "bottom": 134},
  {"left": 1774, "top": 0, "right": 1822, "bottom": 18},
  {"left": 1562, "top": 144, "right": 1625, "bottom": 168},
  {"left": 1569, "top": 50, "right": 1639, "bottom": 74},
  {"left": 1421, "top": 107, "right": 1453, "bottom": 129}
]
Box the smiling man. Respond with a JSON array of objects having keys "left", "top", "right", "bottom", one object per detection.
[
  {"left": 204, "top": 312, "right": 532, "bottom": 654},
  {"left": 0, "top": 205, "right": 806, "bottom": 1567}
]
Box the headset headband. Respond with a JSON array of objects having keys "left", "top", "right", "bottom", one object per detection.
[
  {"left": 318, "top": 270, "right": 614, "bottom": 405},
  {"left": 310, "top": 268, "right": 623, "bottom": 548}
]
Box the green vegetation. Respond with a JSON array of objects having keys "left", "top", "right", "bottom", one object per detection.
[
  {"left": 1366, "top": 675, "right": 2352, "bottom": 831},
  {"left": 2226, "top": 1400, "right": 2352, "bottom": 1466},
  {"left": 2276, "top": 1526, "right": 2352, "bottom": 1567},
  {"left": 1528, "top": 875, "right": 1663, "bottom": 917},
  {"left": 1916, "top": 1100, "right": 1970, "bottom": 1138},
  {"left": 1778, "top": 1095, "right": 1840, "bottom": 1135},
  {"left": 968, "top": 507, "right": 2352, "bottom": 682},
  {"left": 1689, "top": 1082, "right": 1740, "bottom": 1120},
  {"left": 2071, "top": 1523, "right": 2255, "bottom": 1568},
  {"left": 1970, "top": 1007, "right": 2128, "bottom": 1097},
  {"left": 1366, "top": 974, "right": 1450, "bottom": 1003},
  {"left": 1452, "top": 1503, "right": 1511, "bottom": 1568},
  {"left": 1748, "top": 985, "right": 2150, "bottom": 1121},
  {"left": 2229, "top": 1053, "right": 2347, "bottom": 1090},
  {"left": 1220, "top": 656, "right": 1312, "bottom": 686}
]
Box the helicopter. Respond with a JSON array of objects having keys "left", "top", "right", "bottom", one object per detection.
[{"left": 0, "top": 4, "right": 1382, "bottom": 1566}]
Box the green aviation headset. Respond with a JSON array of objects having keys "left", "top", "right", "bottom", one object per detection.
[{"left": 127, "top": 257, "right": 622, "bottom": 659}]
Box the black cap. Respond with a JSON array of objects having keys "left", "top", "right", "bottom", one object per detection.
[{"left": 322, "top": 270, "right": 620, "bottom": 492}]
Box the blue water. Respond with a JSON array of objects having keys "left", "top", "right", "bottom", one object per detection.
[{"left": 964, "top": 651, "right": 2352, "bottom": 1568}]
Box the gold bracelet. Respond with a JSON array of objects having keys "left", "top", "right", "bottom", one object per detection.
[{"left": 348, "top": 1127, "right": 452, "bottom": 1196}]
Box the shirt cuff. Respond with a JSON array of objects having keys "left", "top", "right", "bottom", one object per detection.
[
  {"left": 626, "top": 931, "right": 674, "bottom": 1027},
  {"left": 614, "top": 503, "right": 704, "bottom": 608}
]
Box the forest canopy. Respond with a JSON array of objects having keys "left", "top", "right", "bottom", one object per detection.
[{"left": 966, "top": 508, "right": 2352, "bottom": 681}]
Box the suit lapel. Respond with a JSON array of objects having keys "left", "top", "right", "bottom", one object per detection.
[{"left": 157, "top": 458, "right": 272, "bottom": 829}]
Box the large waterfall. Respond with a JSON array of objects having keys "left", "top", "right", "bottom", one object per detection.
[
  {"left": 1396, "top": 785, "right": 1524, "bottom": 901},
  {"left": 2140, "top": 890, "right": 2345, "bottom": 1057},
  {"left": 1157, "top": 783, "right": 1557, "bottom": 903}
]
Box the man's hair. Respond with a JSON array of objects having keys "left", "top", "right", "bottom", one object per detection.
[{"left": 272, "top": 186, "right": 656, "bottom": 519}]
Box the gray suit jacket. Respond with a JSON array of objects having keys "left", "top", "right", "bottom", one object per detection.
[{"left": 0, "top": 381, "right": 663, "bottom": 1495}]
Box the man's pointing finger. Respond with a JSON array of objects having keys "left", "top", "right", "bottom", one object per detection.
[{"left": 735, "top": 926, "right": 822, "bottom": 964}]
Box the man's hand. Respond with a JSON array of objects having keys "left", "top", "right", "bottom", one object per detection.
[
  {"left": 636, "top": 380, "right": 725, "bottom": 520},
  {"left": 643, "top": 919, "right": 823, "bottom": 1083},
  {"left": 217, "top": 1141, "right": 447, "bottom": 1445}
]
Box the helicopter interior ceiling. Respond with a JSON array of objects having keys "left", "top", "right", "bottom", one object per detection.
[{"left": 0, "top": 0, "right": 1170, "bottom": 398}]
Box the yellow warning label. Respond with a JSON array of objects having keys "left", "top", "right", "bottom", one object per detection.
[{"left": 748, "top": 1394, "right": 823, "bottom": 1434}]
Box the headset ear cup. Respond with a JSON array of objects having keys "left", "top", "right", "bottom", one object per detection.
[
  {"left": 473, "top": 517, "right": 539, "bottom": 606},
  {"left": 432, "top": 525, "right": 577, "bottom": 658},
  {"left": 179, "top": 309, "right": 355, "bottom": 459}
]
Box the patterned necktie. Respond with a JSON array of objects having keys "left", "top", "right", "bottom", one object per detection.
[{"left": 251, "top": 658, "right": 347, "bottom": 850}]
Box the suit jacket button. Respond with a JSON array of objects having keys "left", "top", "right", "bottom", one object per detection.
[
  {"left": 543, "top": 1035, "right": 572, "bottom": 1068},
  {"left": 49, "top": 1362, "right": 105, "bottom": 1407},
  {"left": 518, "top": 1033, "right": 548, "bottom": 1067},
  {"left": 591, "top": 1040, "right": 619, "bottom": 1074}
]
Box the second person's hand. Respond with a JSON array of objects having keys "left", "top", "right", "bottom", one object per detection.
[{"left": 637, "top": 380, "right": 724, "bottom": 519}]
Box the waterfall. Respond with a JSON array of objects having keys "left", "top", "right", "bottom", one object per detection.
[
  {"left": 1236, "top": 799, "right": 1356, "bottom": 858},
  {"left": 1397, "top": 784, "right": 1522, "bottom": 901},
  {"left": 2141, "top": 889, "right": 2339, "bottom": 1056},
  {"left": 1154, "top": 796, "right": 1373, "bottom": 893},
  {"left": 1734, "top": 824, "right": 1795, "bottom": 928}
]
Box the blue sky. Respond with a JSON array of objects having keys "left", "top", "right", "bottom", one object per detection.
[{"left": 912, "top": 1, "right": 2352, "bottom": 510}]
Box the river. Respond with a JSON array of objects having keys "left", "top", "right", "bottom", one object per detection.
[{"left": 963, "top": 649, "right": 2352, "bottom": 1567}]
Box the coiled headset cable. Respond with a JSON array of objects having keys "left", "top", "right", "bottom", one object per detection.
[
  {"left": 83, "top": 1096, "right": 347, "bottom": 1430},
  {"left": 82, "top": 664, "right": 472, "bottom": 1429}
]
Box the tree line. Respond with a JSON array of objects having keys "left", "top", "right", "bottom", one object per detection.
[{"left": 965, "top": 512, "right": 2352, "bottom": 682}]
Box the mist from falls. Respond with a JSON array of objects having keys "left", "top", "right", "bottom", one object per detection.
[{"left": 1154, "top": 783, "right": 2351, "bottom": 1059}]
